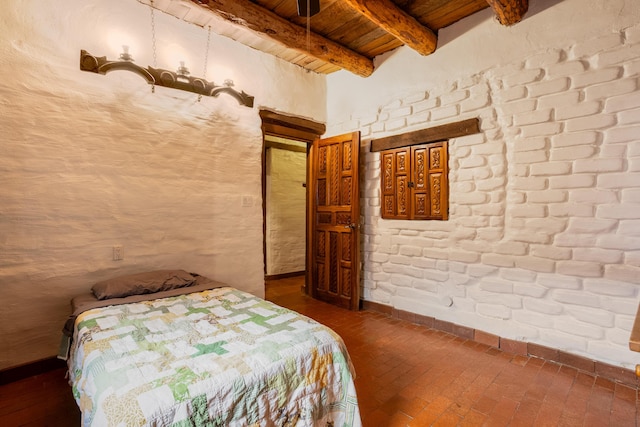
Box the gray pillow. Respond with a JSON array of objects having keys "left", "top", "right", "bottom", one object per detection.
[{"left": 92, "top": 270, "right": 197, "bottom": 300}]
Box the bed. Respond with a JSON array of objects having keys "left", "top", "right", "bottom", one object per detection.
[{"left": 60, "top": 270, "right": 361, "bottom": 427}]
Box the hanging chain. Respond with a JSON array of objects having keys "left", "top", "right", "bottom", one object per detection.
[
  {"left": 306, "top": 0, "right": 311, "bottom": 56},
  {"left": 198, "top": 26, "right": 212, "bottom": 102},
  {"left": 149, "top": 0, "right": 157, "bottom": 93}
]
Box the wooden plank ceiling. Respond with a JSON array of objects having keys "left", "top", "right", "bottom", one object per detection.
[{"left": 146, "top": 0, "right": 528, "bottom": 77}]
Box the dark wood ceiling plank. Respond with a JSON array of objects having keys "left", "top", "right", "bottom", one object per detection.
[
  {"left": 342, "top": 0, "right": 438, "bottom": 56},
  {"left": 485, "top": 0, "right": 528, "bottom": 26},
  {"left": 193, "top": 0, "right": 374, "bottom": 76}
]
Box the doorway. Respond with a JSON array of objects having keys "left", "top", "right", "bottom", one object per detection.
[
  {"left": 259, "top": 109, "right": 325, "bottom": 293},
  {"left": 264, "top": 136, "right": 307, "bottom": 279}
]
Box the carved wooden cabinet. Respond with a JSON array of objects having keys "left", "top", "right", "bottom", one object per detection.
[{"left": 380, "top": 141, "right": 449, "bottom": 220}]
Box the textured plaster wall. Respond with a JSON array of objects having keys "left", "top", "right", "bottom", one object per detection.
[
  {"left": 326, "top": 0, "right": 640, "bottom": 368},
  {"left": 0, "top": 0, "right": 325, "bottom": 369},
  {"left": 265, "top": 148, "right": 306, "bottom": 276}
]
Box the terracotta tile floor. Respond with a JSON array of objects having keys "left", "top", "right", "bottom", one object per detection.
[{"left": 267, "top": 276, "right": 640, "bottom": 426}]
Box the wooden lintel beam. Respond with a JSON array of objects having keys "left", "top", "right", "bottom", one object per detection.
[
  {"left": 342, "top": 0, "right": 437, "bottom": 56},
  {"left": 370, "top": 118, "right": 480, "bottom": 152},
  {"left": 192, "top": 0, "right": 374, "bottom": 77},
  {"left": 486, "top": 0, "right": 528, "bottom": 26}
]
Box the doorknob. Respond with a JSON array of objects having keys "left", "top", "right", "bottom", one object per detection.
[{"left": 344, "top": 223, "right": 356, "bottom": 230}]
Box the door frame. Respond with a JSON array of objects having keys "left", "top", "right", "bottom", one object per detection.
[{"left": 259, "top": 109, "right": 326, "bottom": 294}]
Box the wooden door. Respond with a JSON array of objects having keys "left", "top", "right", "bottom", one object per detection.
[{"left": 307, "top": 132, "right": 360, "bottom": 310}]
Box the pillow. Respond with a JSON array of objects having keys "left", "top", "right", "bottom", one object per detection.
[{"left": 92, "top": 269, "right": 197, "bottom": 300}]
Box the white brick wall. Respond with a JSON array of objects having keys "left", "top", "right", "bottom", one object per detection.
[{"left": 328, "top": 13, "right": 640, "bottom": 368}]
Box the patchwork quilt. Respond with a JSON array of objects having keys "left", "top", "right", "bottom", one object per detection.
[{"left": 69, "top": 287, "right": 361, "bottom": 427}]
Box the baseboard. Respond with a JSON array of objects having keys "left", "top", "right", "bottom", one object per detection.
[
  {"left": 362, "top": 300, "right": 639, "bottom": 388},
  {"left": 265, "top": 271, "right": 305, "bottom": 281},
  {"left": 0, "top": 356, "right": 66, "bottom": 385}
]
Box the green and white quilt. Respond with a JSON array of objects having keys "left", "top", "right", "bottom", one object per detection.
[{"left": 69, "top": 287, "right": 361, "bottom": 427}]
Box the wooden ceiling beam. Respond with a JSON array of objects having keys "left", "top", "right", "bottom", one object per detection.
[
  {"left": 486, "top": 0, "right": 528, "bottom": 26},
  {"left": 342, "top": 0, "right": 437, "bottom": 56},
  {"left": 191, "top": 0, "right": 374, "bottom": 77}
]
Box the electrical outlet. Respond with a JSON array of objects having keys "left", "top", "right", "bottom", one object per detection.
[{"left": 113, "top": 246, "right": 124, "bottom": 261}]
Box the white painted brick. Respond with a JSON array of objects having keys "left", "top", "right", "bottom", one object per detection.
[
  {"left": 566, "top": 217, "right": 617, "bottom": 233},
  {"left": 448, "top": 250, "right": 480, "bottom": 263},
  {"left": 584, "top": 78, "right": 637, "bottom": 101},
  {"left": 498, "top": 99, "right": 537, "bottom": 116},
  {"left": 573, "top": 248, "right": 623, "bottom": 264},
  {"left": 598, "top": 172, "right": 640, "bottom": 189},
  {"left": 625, "top": 58, "right": 640, "bottom": 78},
  {"left": 454, "top": 192, "right": 491, "bottom": 205},
  {"left": 481, "top": 254, "right": 515, "bottom": 267},
  {"left": 467, "top": 264, "right": 499, "bottom": 278},
  {"left": 530, "top": 161, "right": 572, "bottom": 176},
  {"left": 404, "top": 91, "right": 428, "bottom": 104},
  {"left": 407, "top": 112, "right": 431, "bottom": 126},
  {"left": 530, "top": 245, "right": 572, "bottom": 260},
  {"left": 527, "top": 78, "right": 570, "bottom": 98},
  {"left": 541, "top": 331, "right": 588, "bottom": 353},
  {"left": 510, "top": 230, "right": 553, "bottom": 245},
  {"left": 472, "top": 204, "right": 505, "bottom": 217},
  {"left": 619, "top": 219, "right": 640, "bottom": 235},
  {"left": 538, "top": 91, "right": 580, "bottom": 110},
  {"left": 398, "top": 245, "right": 423, "bottom": 257},
  {"left": 556, "top": 261, "right": 603, "bottom": 277},
  {"left": 628, "top": 252, "right": 640, "bottom": 267},
  {"left": 503, "top": 69, "right": 543, "bottom": 87},
  {"left": 512, "top": 311, "right": 554, "bottom": 328},
  {"left": 470, "top": 288, "right": 522, "bottom": 308},
  {"left": 422, "top": 248, "right": 450, "bottom": 260},
  {"left": 499, "top": 86, "right": 527, "bottom": 102},
  {"left": 459, "top": 156, "right": 487, "bottom": 168},
  {"left": 511, "top": 177, "right": 548, "bottom": 192},
  {"left": 597, "top": 44, "right": 640, "bottom": 67},
  {"left": 598, "top": 203, "right": 640, "bottom": 219},
  {"left": 566, "top": 306, "right": 615, "bottom": 327},
  {"left": 551, "top": 130, "right": 599, "bottom": 148},
  {"left": 550, "top": 145, "right": 597, "bottom": 161},
  {"left": 411, "top": 278, "right": 438, "bottom": 293},
  {"left": 431, "top": 105, "right": 459, "bottom": 121},
  {"left": 571, "top": 67, "right": 623, "bottom": 89},
  {"left": 385, "top": 117, "right": 406, "bottom": 131},
  {"left": 555, "top": 317, "right": 604, "bottom": 339},
  {"left": 389, "top": 106, "right": 412, "bottom": 119},
  {"left": 599, "top": 144, "right": 627, "bottom": 158},
  {"left": 525, "top": 49, "right": 563, "bottom": 68},
  {"left": 501, "top": 267, "right": 537, "bottom": 283},
  {"left": 584, "top": 279, "right": 636, "bottom": 297},
  {"left": 625, "top": 24, "right": 640, "bottom": 44},
  {"left": 476, "top": 177, "right": 506, "bottom": 192},
  {"left": 476, "top": 229, "right": 503, "bottom": 241},
  {"left": 604, "top": 124, "right": 640, "bottom": 143},
  {"left": 523, "top": 297, "right": 564, "bottom": 315},
  {"left": 411, "top": 257, "right": 437, "bottom": 269},
  {"left": 477, "top": 303, "right": 512, "bottom": 320},
  {"left": 618, "top": 108, "right": 640, "bottom": 125},
  {"left": 413, "top": 97, "right": 439, "bottom": 113},
  {"left": 371, "top": 122, "right": 385, "bottom": 133},
  {"left": 605, "top": 265, "right": 640, "bottom": 284},
  {"left": 537, "top": 274, "right": 582, "bottom": 289},
  {"left": 549, "top": 174, "right": 596, "bottom": 189},
  {"left": 548, "top": 60, "right": 587, "bottom": 77},
  {"left": 513, "top": 283, "right": 548, "bottom": 298},
  {"left": 440, "top": 90, "right": 469, "bottom": 106},
  {"left": 554, "top": 232, "right": 597, "bottom": 248},
  {"left": 573, "top": 158, "right": 624, "bottom": 173},
  {"left": 548, "top": 203, "right": 594, "bottom": 217},
  {"left": 520, "top": 122, "right": 562, "bottom": 138},
  {"left": 453, "top": 132, "right": 487, "bottom": 147},
  {"left": 598, "top": 234, "right": 640, "bottom": 251},
  {"left": 564, "top": 114, "right": 616, "bottom": 132},
  {"left": 621, "top": 188, "right": 640, "bottom": 203},
  {"left": 390, "top": 275, "right": 413, "bottom": 287},
  {"left": 480, "top": 278, "right": 513, "bottom": 293},
  {"left": 514, "top": 149, "right": 549, "bottom": 164},
  {"left": 369, "top": 252, "right": 390, "bottom": 263},
  {"left": 570, "top": 33, "right": 623, "bottom": 58},
  {"left": 527, "top": 190, "right": 567, "bottom": 203},
  {"left": 513, "top": 109, "right": 552, "bottom": 126},
  {"left": 552, "top": 289, "right": 601, "bottom": 308},
  {"left": 604, "top": 90, "right": 640, "bottom": 113},
  {"left": 514, "top": 137, "right": 547, "bottom": 152},
  {"left": 631, "top": 142, "right": 640, "bottom": 157},
  {"left": 460, "top": 93, "right": 490, "bottom": 113},
  {"left": 371, "top": 272, "right": 391, "bottom": 282},
  {"left": 509, "top": 204, "right": 547, "bottom": 218},
  {"left": 555, "top": 101, "right": 602, "bottom": 120}
]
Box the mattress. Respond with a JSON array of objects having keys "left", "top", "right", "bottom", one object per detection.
[{"left": 67, "top": 285, "right": 361, "bottom": 426}]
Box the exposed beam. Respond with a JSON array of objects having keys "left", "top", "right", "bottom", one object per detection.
[
  {"left": 342, "top": 0, "right": 437, "bottom": 56},
  {"left": 370, "top": 118, "right": 480, "bottom": 152},
  {"left": 191, "top": 0, "right": 374, "bottom": 77},
  {"left": 486, "top": 0, "right": 528, "bottom": 26}
]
